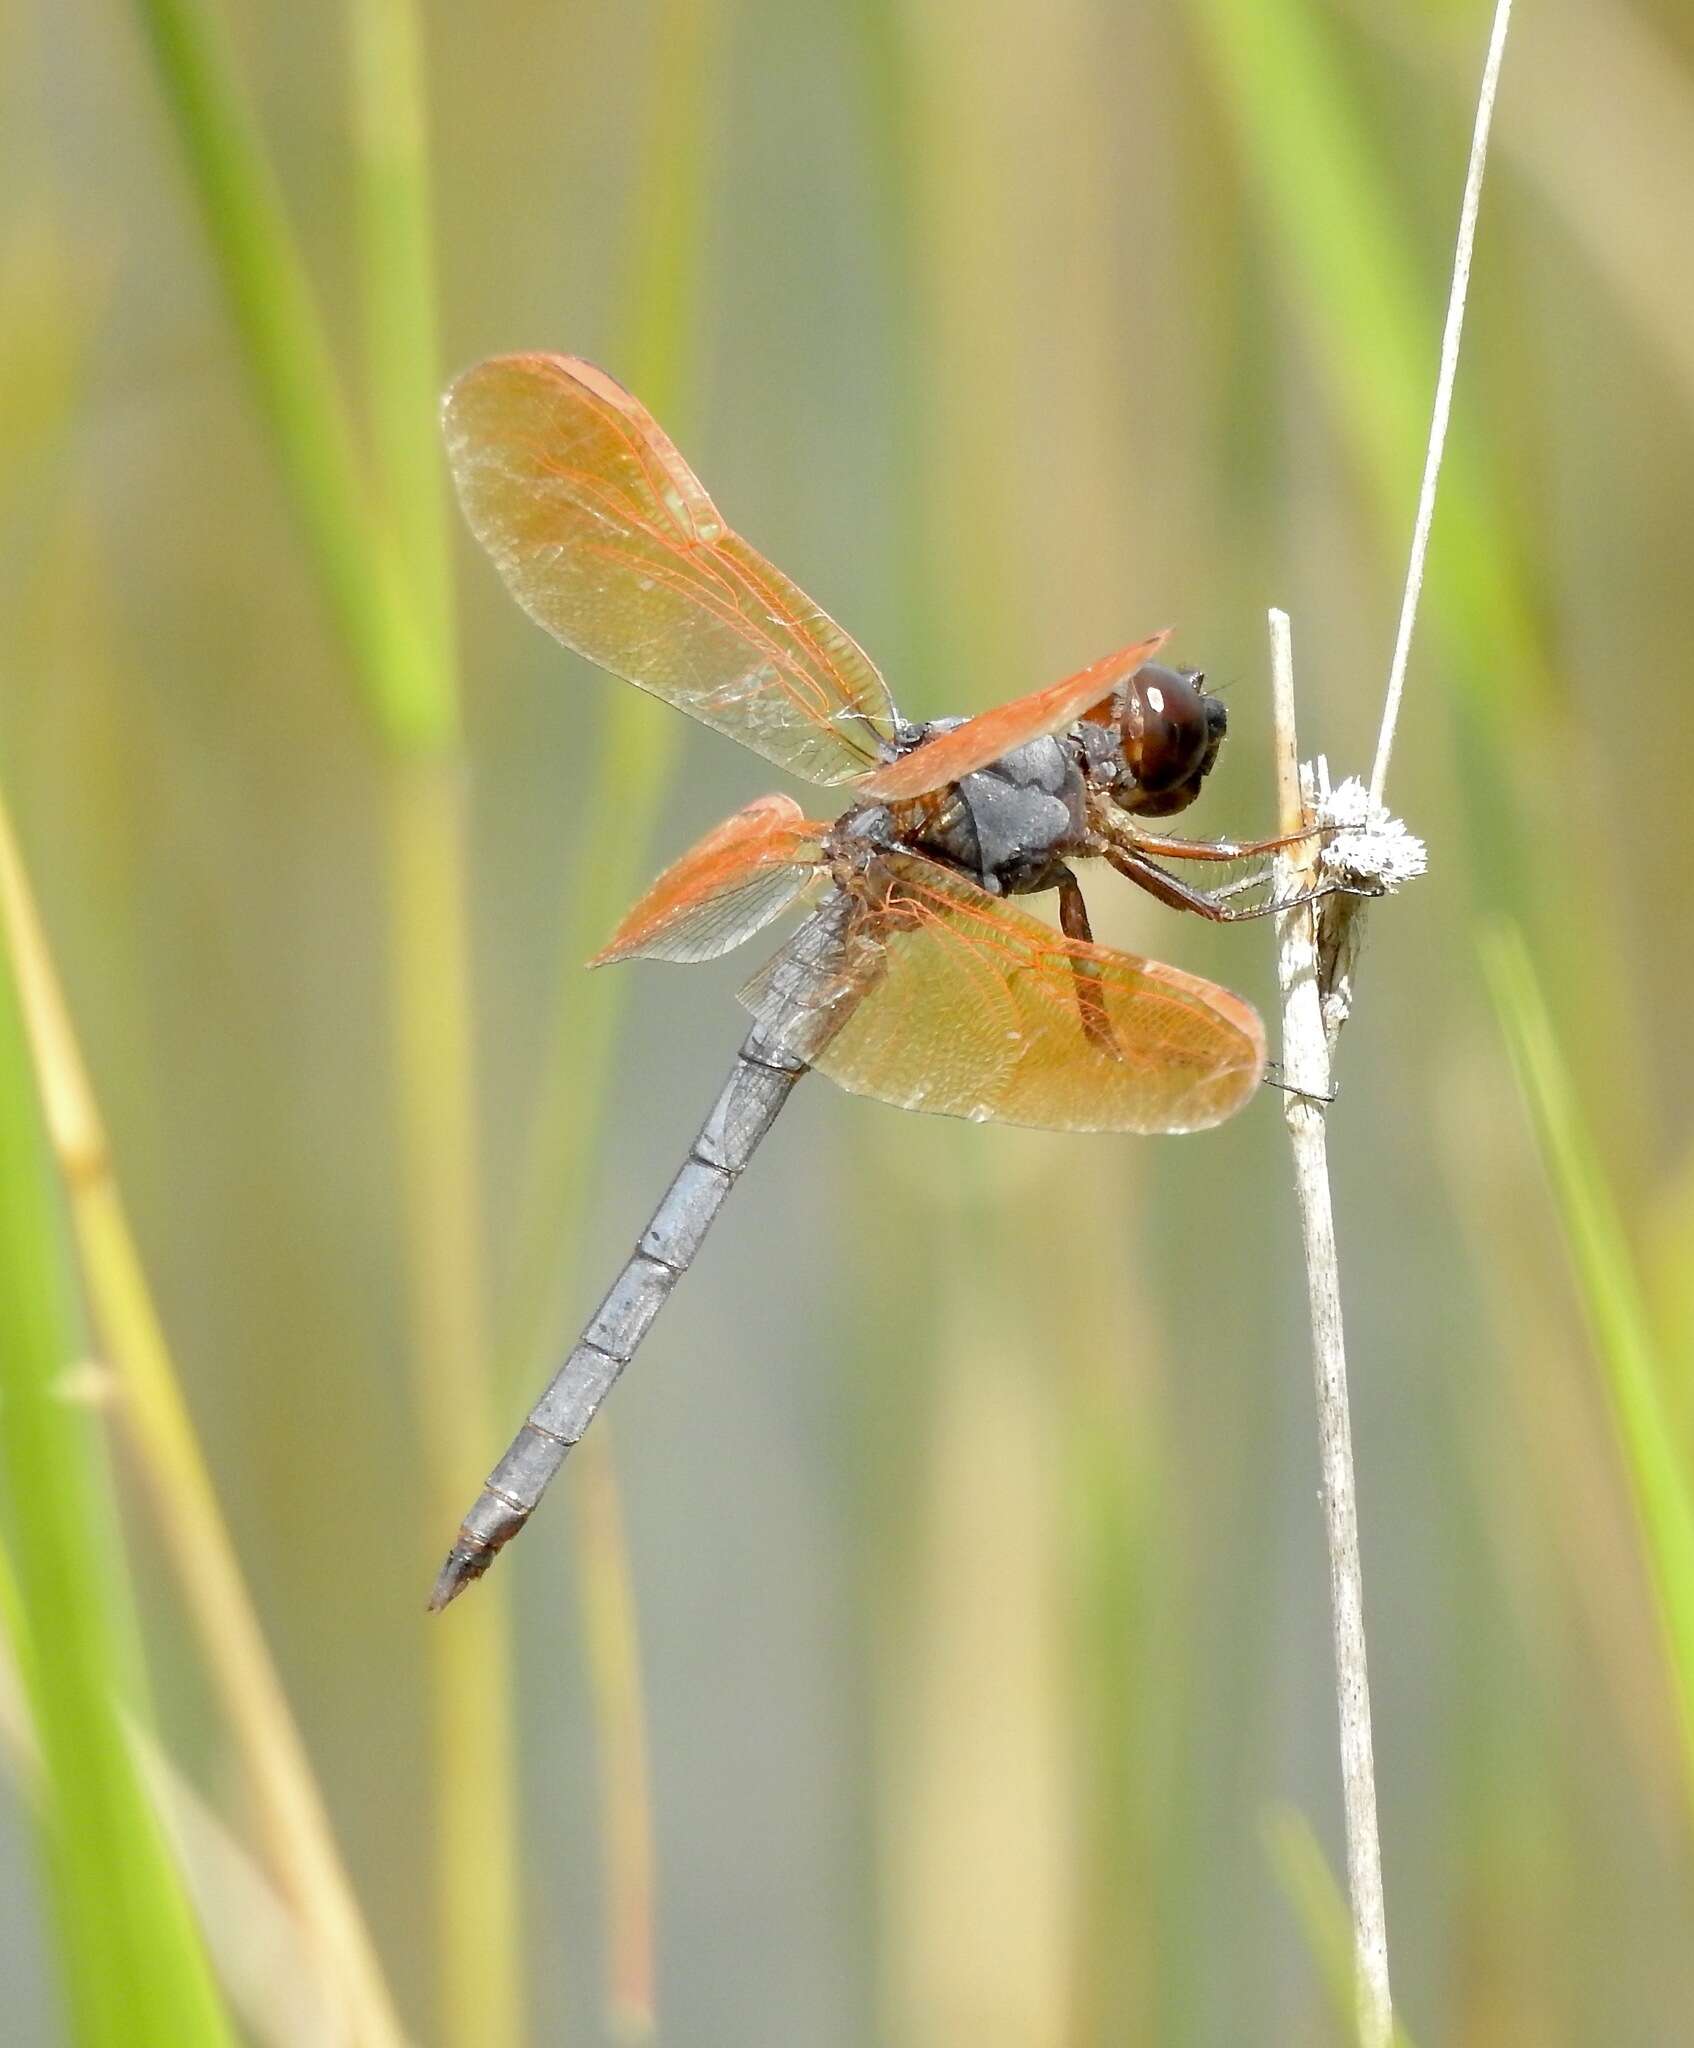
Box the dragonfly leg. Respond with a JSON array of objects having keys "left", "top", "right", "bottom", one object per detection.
[
  {"left": 1116, "top": 823, "right": 1330, "bottom": 863},
  {"left": 1089, "top": 793, "right": 1333, "bottom": 865},
  {"left": 1262, "top": 1059, "right": 1337, "bottom": 1106},
  {"left": 1054, "top": 866, "right": 1124, "bottom": 1058},
  {"left": 1099, "top": 842, "right": 1367, "bottom": 924}
]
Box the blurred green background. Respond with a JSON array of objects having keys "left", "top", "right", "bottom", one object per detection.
[{"left": 4, "top": 0, "right": 1694, "bottom": 2042}]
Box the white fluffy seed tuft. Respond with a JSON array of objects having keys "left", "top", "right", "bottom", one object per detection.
[{"left": 1313, "top": 772, "right": 1427, "bottom": 894}]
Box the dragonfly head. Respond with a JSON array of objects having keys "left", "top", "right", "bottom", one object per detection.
[{"left": 1112, "top": 664, "right": 1227, "bottom": 818}]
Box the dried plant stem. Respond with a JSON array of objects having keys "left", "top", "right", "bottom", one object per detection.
[
  {"left": 494, "top": 9, "right": 724, "bottom": 2026},
  {"left": 384, "top": 757, "right": 518, "bottom": 2048},
  {"left": 349, "top": 4, "right": 520, "bottom": 2030},
  {"left": 132, "top": 0, "right": 516, "bottom": 2022},
  {"left": 1370, "top": 0, "right": 1513, "bottom": 804},
  {"left": 573, "top": 1439, "right": 656, "bottom": 2038},
  {"left": 1263, "top": 13, "right": 1512, "bottom": 2034},
  {"left": 0, "top": 793, "right": 406, "bottom": 2047},
  {"left": 1269, "top": 610, "right": 1391, "bottom": 2048}
]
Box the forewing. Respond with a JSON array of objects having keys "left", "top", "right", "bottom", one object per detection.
[
  {"left": 854, "top": 631, "right": 1170, "bottom": 801},
  {"left": 756, "top": 852, "right": 1263, "bottom": 1133},
  {"left": 592, "top": 794, "right": 828, "bottom": 966},
  {"left": 444, "top": 354, "right": 899, "bottom": 784}
]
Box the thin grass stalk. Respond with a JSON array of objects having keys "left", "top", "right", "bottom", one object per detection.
[
  {"left": 501, "top": 0, "right": 721, "bottom": 1379},
  {"left": 1269, "top": 609, "right": 1392, "bottom": 2048},
  {"left": 1371, "top": 0, "right": 1513, "bottom": 800},
  {"left": 0, "top": 855, "right": 233, "bottom": 2048},
  {"left": 384, "top": 756, "right": 517, "bottom": 2048},
  {"left": 128, "top": 4, "right": 510, "bottom": 2033},
  {"left": 1057, "top": 1179, "right": 1164, "bottom": 2044},
  {"left": 0, "top": 788, "right": 407, "bottom": 2047},
  {"left": 351, "top": 0, "right": 455, "bottom": 679},
  {"left": 1214, "top": 0, "right": 1653, "bottom": 1157},
  {"left": 2, "top": 1584, "right": 353, "bottom": 2048},
  {"left": 849, "top": 0, "right": 937, "bottom": 685},
  {"left": 1263, "top": 1808, "right": 1419, "bottom": 2048},
  {"left": 833, "top": 15, "right": 963, "bottom": 2036},
  {"left": 1262, "top": 13, "right": 1510, "bottom": 2031},
  {"left": 493, "top": 5, "right": 728, "bottom": 2028},
  {"left": 855, "top": 10, "right": 1088, "bottom": 2039},
  {"left": 128, "top": 0, "right": 449, "bottom": 749},
  {"left": 849, "top": 8, "right": 1082, "bottom": 2038},
  {"left": 1482, "top": 925, "right": 1694, "bottom": 1800},
  {"left": 345, "top": 3, "right": 521, "bottom": 2037},
  {"left": 572, "top": 1443, "right": 655, "bottom": 2038},
  {"left": 0, "top": 1551, "right": 382, "bottom": 2048},
  {"left": 1185, "top": 0, "right": 1535, "bottom": 860},
  {"left": 128, "top": 1717, "right": 357, "bottom": 2048},
  {"left": 1364, "top": 0, "right": 1694, "bottom": 422}
]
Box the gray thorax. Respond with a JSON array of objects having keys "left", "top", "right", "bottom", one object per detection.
[{"left": 908, "top": 732, "right": 1089, "bottom": 895}]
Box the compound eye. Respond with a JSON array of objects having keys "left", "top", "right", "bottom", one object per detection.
[{"left": 1121, "top": 665, "right": 1215, "bottom": 796}]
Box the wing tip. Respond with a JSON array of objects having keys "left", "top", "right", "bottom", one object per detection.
[
  {"left": 1157, "top": 988, "right": 1267, "bottom": 1134},
  {"left": 441, "top": 349, "right": 623, "bottom": 420}
]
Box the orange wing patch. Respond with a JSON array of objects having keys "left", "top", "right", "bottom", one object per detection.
[
  {"left": 744, "top": 850, "right": 1263, "bottom": 1134},
  {"left": 445, "top": 355, "right": 898, "bottom": 785},
  {"left": 593, "top": 795, "right": 828, "bottom": 966},
  {"left": 853, "top": 631, "right": 1170, "bottom": 802}
]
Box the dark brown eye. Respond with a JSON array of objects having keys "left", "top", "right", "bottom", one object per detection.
[{"left": 1115, "top": 665, "right": 1226, "bottom": 815}]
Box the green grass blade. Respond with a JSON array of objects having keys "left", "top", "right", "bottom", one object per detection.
[
  {"left": 134, "top": 6, "right": 509, "bottom": 2034},
  {"left": 345, "top": 5, "right": 515, "bottom": 2037},
  {"left": 1482, "top": 922, "right": 1694, "bottom": 1798},
  {"left": 1185, "top": 0, "right": 1538, "bottom": 889},
  {"left": 491, "top": 9, "right": 729, "bottom": 2033},
  {"left": 385, "top": 751, "right": 518, "bottom": 2046},
  {"left": 351, "top": 0, "right": 456, "bottom": 689},
  {"left": 500, "top": 0, "right": 726, "bottom": 1383},
  {"left": 0, "top": 872, "right": 233, "bottom": 2048},
  {"left": 1264, "top": 1806, "right": 1420, "bottom": 2048},
  {"left": 0, "top": 781, "right": 406, "bottom": 2046},
  {"left": 130, "top": 0, "right": 451, "bottom": 748}
]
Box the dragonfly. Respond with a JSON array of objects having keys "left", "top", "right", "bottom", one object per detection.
[{"left": 428, "top": 352, "right": 1333, "bottom": 1610}]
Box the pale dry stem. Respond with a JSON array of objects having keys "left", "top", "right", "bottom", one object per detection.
[
  {"left": 1265, "top": 7, "right": 1512, "bottom": 2037},
  {"left": 1270, "top": 610, "right": 1392, "bottom": 2048}
]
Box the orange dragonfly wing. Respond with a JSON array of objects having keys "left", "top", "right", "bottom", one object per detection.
[
  {"left": 444, "top": 355, "right": 899, "bottom": 785},
  {"left": 853, "top": 631, "right": 1170, "bottom": 802},
  {"left": 740, "top": 851, "right": 1263, "bottom": 1133},
  {"left": 592, "top": 794, "right": 829, "bottom": 966}
]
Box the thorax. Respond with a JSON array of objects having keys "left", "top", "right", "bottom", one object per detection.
[{"left": 878, "top": 730, "right": 1089, "bottom": 894}]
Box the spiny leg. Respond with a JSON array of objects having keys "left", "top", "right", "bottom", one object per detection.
[
  {"left": 1099, "top": 842, "right": 1366, "bottom": 924},
  {"left": 1205, "top": 867, "right": 1279, "bottom": 905},
  {"left": 1173, "top": 860, "right": 1333, "bottom": 912},
  {"left": 1088, "top": 792, "right": 1333, "bottom": 867},
  {"left": 1110, "top": 823, "right": 1330, "bottom": 864},
  {"left": 1054, "top": 866, "right": 1123, "bottom": 1058}
]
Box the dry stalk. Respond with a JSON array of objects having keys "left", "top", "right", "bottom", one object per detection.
[
  {"left": 1264, "top": 5, "right": 1512, "bottom": 2040},
  {"left": 1270, "top": 612, "right": 1392, "bottom": 2048}
]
